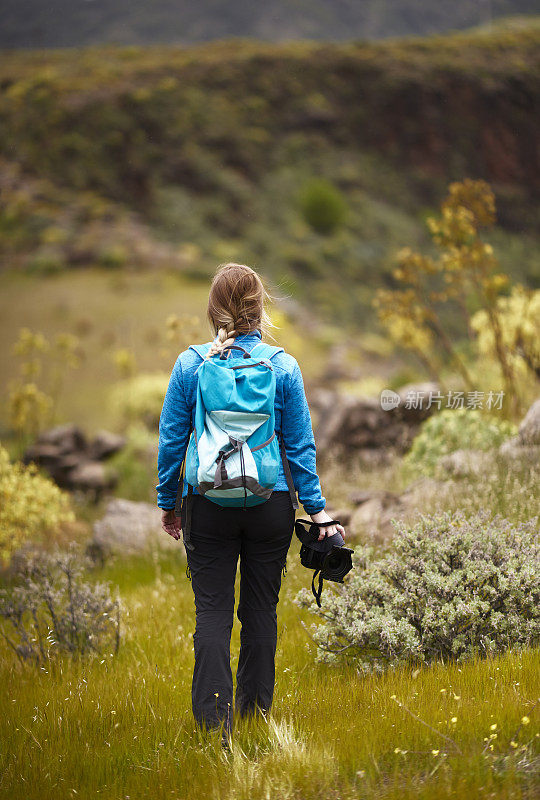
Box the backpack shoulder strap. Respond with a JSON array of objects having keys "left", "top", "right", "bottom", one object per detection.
[
  {"left": 250, "top": 343, "right": 284, "bottom": 361},
  {"left": 188, "top": 343, "right": 212, "bottom": 361},
  {"left": 251, "top": 342, "right": 299, "bottom": 511}
]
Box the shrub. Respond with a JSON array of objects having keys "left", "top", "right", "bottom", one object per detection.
[
  {"left": 471, "top": 285, "right": 540, "bottom": 393},
  {"left": 372, "top": 179, "right": 528, "bottom": 415},
  {"left": 295, "top": 510, "right": 540, "bottom": 672},
  {"left": 298, "top": 178, "right": 347, "bottom": 235},
  {"left": 0, "top": 444, "right": 75, "bottom": 564},
  {"left": 108, "top": 372, "right": 169, "bottom": 431},
  {"left": 402, "top": 408, "right": 516, "bottom": 478},
  {"left": 0, "top": 547, "right": 121, "bottom": 664},
  {"left": 98, "top": 243, "right": 128, "bottom": 269},
  {"left": 106, "top": 422, "right": 158, "bottom": 502}
]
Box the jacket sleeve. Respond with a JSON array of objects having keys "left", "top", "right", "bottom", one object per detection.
[
  {"left": 281, "top": 360, "right": 326, "bottom": 515},
  {"left": 155, "top": 356, "right": 192, "bottom": 510}
]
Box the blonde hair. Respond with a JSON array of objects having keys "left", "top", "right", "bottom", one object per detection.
[{"left": 206, "top": 262, "right": 273, "bottom": 357}]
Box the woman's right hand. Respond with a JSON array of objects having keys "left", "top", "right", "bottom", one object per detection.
[
  {"left": 161, "top": 509, "right": 182, "bottom": 540},
  {"left": 309, "top": 509, "right": 346, "bottom": 541}
]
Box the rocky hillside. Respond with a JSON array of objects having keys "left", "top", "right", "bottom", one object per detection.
[
  {"left": 1, "top": 24, "right": 539, "bottom": 227},
  {"left": 1, "top": 23, "right": 539, "bottom": 327}
]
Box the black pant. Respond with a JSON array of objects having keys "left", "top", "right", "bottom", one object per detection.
[{"left": 181, "top": 491, "right": 295, "bottom": 733}]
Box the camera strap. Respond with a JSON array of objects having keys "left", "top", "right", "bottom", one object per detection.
[
  {"left": 174, "top": 422, "right": 196, "bottom": 554},
  {"left": 277, "top": 430, "right": 299, "bottom": 510},
  {"left": 311, "top": 569, "right": 325, "bottom": 608},
  {"left": 296, "top": 518, "right": 342, "bottom": 532}
]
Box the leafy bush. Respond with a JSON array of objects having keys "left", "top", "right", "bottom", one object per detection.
[
  {"left": 295, "top": 510, "right": 540, "bottom": 672},
  {"left": 98, "top": 243, "right": 128, "bottom": 269},
  {"left": 108, "top": 372, "right": 169, "bottom": 431},
  {"left": 298, "top": 178, "right": 347, "bottom": 235},
  {"left": 0, "top": 547, "right": 121, "bottom": 664},
  {"left": 471, "top": 285, "right": 540, "bottom": 394},
  {"left": 402, "top": 408, "right": 516, "bottom": 477},
  {"left": 106, "top": 422, "right": 158, "bottom": 502},
  {"left": 0, "top": 444, "right": 75, "bottom": 564}
]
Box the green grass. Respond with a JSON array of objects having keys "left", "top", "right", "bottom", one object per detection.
[
  {"left": 0, "top": 544, "right": 538, "bottom": 800},
  {"left": 0, "top": 267, "right": 332, "bottom": 441}
]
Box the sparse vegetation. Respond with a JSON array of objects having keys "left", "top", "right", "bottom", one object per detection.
[
  {"left": 7, "top": 325, "right": 83, "bottom": 446},
  {"left": 402, "top": 408, "right": 517, "bottom": 478},
  {"left": 0, "top": 547, "right": 121, "bottom": 665},
  {"left": 374, "top": 179, "right": 540, "bottom": 415}
]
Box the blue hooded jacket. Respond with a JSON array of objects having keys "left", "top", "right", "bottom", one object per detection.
[{"left": 155, "top": 329, "right": 326, "bottom": 515}]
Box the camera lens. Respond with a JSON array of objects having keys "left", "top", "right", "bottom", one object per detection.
[
  {"left": 327, "top": 552, "right": 342, "bottom": 570},
  {"left": 323, "top": 548, "right": 351, "bottom": 581}
]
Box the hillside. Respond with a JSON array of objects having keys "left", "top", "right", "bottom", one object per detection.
[
  {"left": 1, "top": 23, "right": 539, "bottom": 329},
  {"left": 1, "top": 25, "right": 539, "bottom": 215},
  {"left": 1, "top": 0, "right": 539, "bottom": 48}
]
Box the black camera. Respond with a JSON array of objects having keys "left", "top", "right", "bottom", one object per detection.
[{"left": 294, "top": 518, "right": 354, "bottom": 607}]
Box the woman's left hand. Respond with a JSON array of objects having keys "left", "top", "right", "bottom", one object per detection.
[{"left": 309, "top": 510, "right": 346, "bottom": 541}]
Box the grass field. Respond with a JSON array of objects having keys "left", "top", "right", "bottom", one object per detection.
[
  {"left": 1, "top": 543, "right": 538, "bottom": 800},
  {"left": 1, "top": 222, "right": 538, "bottom": 800},
  {"left": 0, "top": 267, "right": 334, "bottom": 440}
]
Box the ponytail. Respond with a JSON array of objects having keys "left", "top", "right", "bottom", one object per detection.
[
  {"left": 206, "top": 324, "right": 237, "bottom": 358},
  {"left": 206, "top": 263, "right": 272, "bottom": 358}
]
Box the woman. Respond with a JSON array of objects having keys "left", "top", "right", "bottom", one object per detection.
[{"left": 156, "top": 262, "right": 345, "bottom": 740}]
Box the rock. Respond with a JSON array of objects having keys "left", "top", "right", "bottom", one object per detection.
[
  {"left": 54, "top": 452, "right": 87, "bottom": 471},
  {"left": 69, "top": 462, "right": 116, "bottom": 492},
  {"left": 399, "top": 477, "right": 447, "bottom": 509},
  {"left": 496, "top": 398, "right": 540, "bottom": 463},
  {"left": 347, "top": 477, "right": 455, "bottom": 543},
  {"left": 499, "top": 437, "right": 540, "bottom": 462},
  {"left": 88, "top": 430, "right": 126, "bottom": 461},
  {"left": 348, "top": 490, "right": 375, "bottom": 506},
  {"left": 437, "top": 449, "right": 492, "bottom": 478},
  {"left": 23, "top": 442, "right": 64, "bottom": 465},
  {"left": 22, "top": 424, "right": 127, "bottom": 498},
  {"left": 47, "top": 452, "right": 90, "bottom": 489},
  {"left": 348, "top": 490, "right": 405, "bottom": 541},
  {"left": 312, "top": 382, "right": 439, "bottom": 459},
  {"left": 90, "top": 498, "right": 177, "bottom": 556},
  {"left": 395, "top": 382, "right": 441, "bottom": 423},
  {"left": 33, "top": 423, "right": 87, "bottom": 454},
  {"left": 325, "top": 507, "right": 353, "bottom": 527},
  {"left": 518, "top": 398, "right": 540, "bottom": 446}
]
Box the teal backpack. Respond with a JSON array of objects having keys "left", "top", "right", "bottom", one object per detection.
[{"left": 174, "top": 341, "right": 298, "bottom": 551}]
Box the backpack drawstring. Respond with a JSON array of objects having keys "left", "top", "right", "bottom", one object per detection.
[{"left": 239, "top": 445, "right": 247, "bottom": 510}]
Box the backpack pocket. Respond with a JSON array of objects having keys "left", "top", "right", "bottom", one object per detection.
[
  {"left": 253, "top": 433, "right": 280, "bottom": 489},
  {"left": 185, "top": 432, "right": 199, "bottom": 487}
]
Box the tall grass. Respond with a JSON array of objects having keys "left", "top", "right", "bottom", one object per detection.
[{"left": 1, "top": 545, "right": 538, "bottom": 799}]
